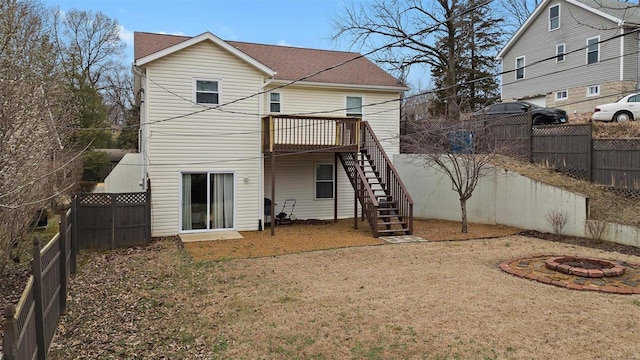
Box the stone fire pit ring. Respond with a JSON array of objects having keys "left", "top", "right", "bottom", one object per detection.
[
  {"left": 545, "top": 256, "right": 625, "bottom": 278},
  {"left": 499, "top": 254, "right": 640, "bottom": 294}
]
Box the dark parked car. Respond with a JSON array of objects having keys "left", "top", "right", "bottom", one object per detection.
[{"left": 475, "top": 101, "right": 568, "bottom": 125}]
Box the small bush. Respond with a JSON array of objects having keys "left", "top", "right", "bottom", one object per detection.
[{"left": 546, "top": 210, "right": 569, "bottom": 234}]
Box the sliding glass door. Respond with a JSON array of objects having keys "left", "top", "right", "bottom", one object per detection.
[{"left": 181, "top": 172, "right": 235, "bottom": 231}]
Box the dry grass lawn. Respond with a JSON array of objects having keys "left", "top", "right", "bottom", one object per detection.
[{"left": 50, "top": 219, "right": 640, "bottom": 359}]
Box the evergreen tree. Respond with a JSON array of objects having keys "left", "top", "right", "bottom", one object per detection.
[{"left": 430, "top": 0, "right": 503, "bottom": 116}]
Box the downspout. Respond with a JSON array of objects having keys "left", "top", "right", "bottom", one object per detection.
[{"left": 136, "top": 66, "right": 149, "bottom": 192}]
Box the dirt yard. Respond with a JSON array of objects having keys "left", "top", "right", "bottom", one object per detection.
[{"left": 48, "top": 219, "right": 640, "bottom": 359}]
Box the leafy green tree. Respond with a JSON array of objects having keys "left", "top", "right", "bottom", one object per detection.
[
  {"left": 72, "top": 82, "right": 113, "bottom": 149},
  {"left": 81, "top": 150, "right": 110, "bottom": 181},
  {"left": 116, "top": 104, "right": 140, "bottom": 149}
]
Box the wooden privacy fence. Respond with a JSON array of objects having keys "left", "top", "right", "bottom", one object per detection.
[
  {"left": 480, "top": 117, "right": 639, "bottom": 195},
  {"left": 593, "top": 138, "right": 640, "bottom": 193},
  {"left": 2, "top": 210, "right": 74, "bottom": 360},
  {"left": 531, "top": 124, "right": 593, "bottom": 180},
  {"left": 73, "top": 189, "right": 151, "bottom": 250}
]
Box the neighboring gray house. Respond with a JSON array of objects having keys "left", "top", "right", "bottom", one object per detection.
[{"left": 498, "top": 0, "right": 640, "bottom": 116}]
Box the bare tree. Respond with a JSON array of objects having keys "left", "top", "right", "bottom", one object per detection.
[
  {"left": 0, "top": 0, "right": 79, "bottom": 274},
  {"left": 52, "top": 8, "right": 125, "bottom": 91},
  {"left": 52, "top": 8, "right": 133, "bottom": 138},
  {"left": 402, "top": 115, "right": 524, "bottom": 232},
  {"left": 500, "top": 0, "right": 541, "bottom": 31},
  {"left": 332, "top": 0, "right": 503, "bottom": 120}
]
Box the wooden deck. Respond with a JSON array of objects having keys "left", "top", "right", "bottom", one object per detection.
[{"left": 262, "top": 115, "right": 360, "bottom": 153}]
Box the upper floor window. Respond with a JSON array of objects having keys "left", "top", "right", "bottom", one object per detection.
[
  {"left": 515, "top": 56, "right": 525, "bottom": 80},
  {"left": 346, "top": 96, "right": 363, "bottom": 117},
  {"left": 556, "top": 43, "right": 565, "bottom": 62},
  {"left": 587, "top": 85, "right": 600, "bottom": 97},
  {"left": 587, "top": 37, "right": 600, "bottom": 64},
  {"left": 549, "top": 5, "right": 560, "bottom": 30},
  {"left": 270, "top": 92, "right": 281, "bottom": 113},
  {"left": 194, "top": 79, "right": 219, "bottom": 105}
]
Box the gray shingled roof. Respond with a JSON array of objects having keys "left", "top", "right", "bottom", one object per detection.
[{"left": 575, "top": 0, "right": 640, "bottom": 24}]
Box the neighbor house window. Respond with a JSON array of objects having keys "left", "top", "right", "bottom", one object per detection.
[
  {"left": 556, "top": 43, "right": 565, "bottom": 62},
  {"left": 270, "top": 92, "right": 281, "bottom": 112},
  {"left": 515, "top": 56, "right": 525, "bottom": 80},
  {"left": 346, "top": 96, "right": 363, "bottom": 117},
  {"left": 587, "top": 85, "right": 600, "bottom": 97},
  {"left": 555, "top": 90, "right": 568, "bottom": 101},
  {"left": 315, "top": 163, "right": 334, "bottom": 199},
  {"left": 549, "top": 5, "right": 560, "bottom": 30},
  {"left": 587, "top": 37, "right": 600, "bottom": 64},
  {"left": 194, "top": 79, "right": 219, "bottom": 105}
]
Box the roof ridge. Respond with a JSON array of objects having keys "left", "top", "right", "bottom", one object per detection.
[{"left": 227, "top": 39, "right": 361, "bottom": 55}]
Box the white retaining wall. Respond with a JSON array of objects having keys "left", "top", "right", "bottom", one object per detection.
[
  {"left": 104, "top": 153, "right": 145, "bottom": 193},
  {"left": 394, "top": 154, "right": 588, "bottom": 237}
]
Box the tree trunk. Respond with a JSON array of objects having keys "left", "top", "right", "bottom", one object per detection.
[{"left": 460, "top": 198, "right": 468, "bottom": 233}]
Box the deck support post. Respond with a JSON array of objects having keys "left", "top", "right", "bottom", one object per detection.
[
  {"left": 334, "top": 152, "right": 338, "bottom": 223},
  {"left": 270, "top": 149, "right": 276, "bottom": 236}
]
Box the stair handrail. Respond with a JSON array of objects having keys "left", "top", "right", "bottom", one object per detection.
[
  {"left": 338, "top": 153, "right": 380, "bottom": 237},
  {"left": 353, "top": 157, "right": 380, "bottom": 208},
  {"left": 360, "top": 121, "right": 414, "bottom": 233}
]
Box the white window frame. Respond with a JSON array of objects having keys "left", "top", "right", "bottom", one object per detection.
[
  {"left": 179, "top": 171, "right": 237, "bottom": 233},
  {"left": 549, "top": 4, "right": 560, "bottom": 31},
  {"left": 269, "top": 92, "right": 281, "bottom": 113},
  {"left": 555, "top": 90, "right": 568, "bottom": 101},
  {"left": 314, "top": 163, "right": 334, "bottom": 200},
  {"left": 193, "top": 78, "right": 220, "bottom": 105},
  {"left": 556, "top": 43, "right": 565, "bottom": 62},
  {"left": 586, "top": 85, "right": 600, "bottom": 97},
  {"left": 587, "top": 36, "right": 600, "bottom": 65},
  {"left": 346, "top": 95, "right": 363, "bottom": 117},
  {"left": 515, "top": 56, "right": 525, "bottom": 80}
]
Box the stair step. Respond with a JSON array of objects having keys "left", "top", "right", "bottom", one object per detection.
[
  {"left": 376, "top": 221, "right": 407, "bottom": 226},
  {"left": 377, "top": 208, "right": 399, "bottom": 213},
  {"left": 377, "top": 228, "right": 409, "bottom": 234}
]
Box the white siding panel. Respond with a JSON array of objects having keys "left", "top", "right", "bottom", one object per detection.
[
  {"left": 263, "top": 86, "right": 400, "bottom": 154},
  {"left": 144, "top": 41, "right": 265, "bottom": 236},
  {"left": 264, "top": 153, "right": 355, "bottom": 220}
]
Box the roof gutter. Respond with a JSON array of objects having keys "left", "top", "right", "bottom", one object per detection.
[{"left": 265, "top": 79, "right": 409, "bottom": 92}]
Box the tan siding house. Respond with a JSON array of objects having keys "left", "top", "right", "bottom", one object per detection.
[{"left": 130, "top": 32, "right": 410, "bottom": 237}]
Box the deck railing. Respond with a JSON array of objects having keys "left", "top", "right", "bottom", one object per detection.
[
  {"left": 262, "top": 115, "right": 360, "bottom": 153},
  {"left": 360, "top": 122, "right": 414, "bottom": 234}
]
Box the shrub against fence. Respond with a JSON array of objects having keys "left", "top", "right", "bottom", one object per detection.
[{"left": 2, "top": 210, "right": 74, "bottom": 360}]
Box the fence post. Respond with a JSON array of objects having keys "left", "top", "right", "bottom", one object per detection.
[
  {"left": 587, "top": 122, "right": 593, "bottom": 182},
  {"left": 110, "top": 193, "right": 116, "bottom": 250},
  {"left": 529, "top": 114, "right": 534, "bottom": 163},
  {"left": 146, "top": 179, "right": 152, "bottom": 243},
  {"left": 71, "top": 196, "right": 78, "bottom": 274},
  {"left": 3, "top": 305, "right": 18, "bottom": 360},
  {"left": 59, "top": 211, "right": 68, "bottom": 315},
  {"left": 31, "top": 237, "right": 46, "bottom": 360}
]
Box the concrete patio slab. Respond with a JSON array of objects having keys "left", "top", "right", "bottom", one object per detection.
[{"left": 180, "top": 231, "right": 244, "bottom": 243}]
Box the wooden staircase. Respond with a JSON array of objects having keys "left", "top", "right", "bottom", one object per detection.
[{"left": 338, "top": 122, "right": 413, "bottom": 237}]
